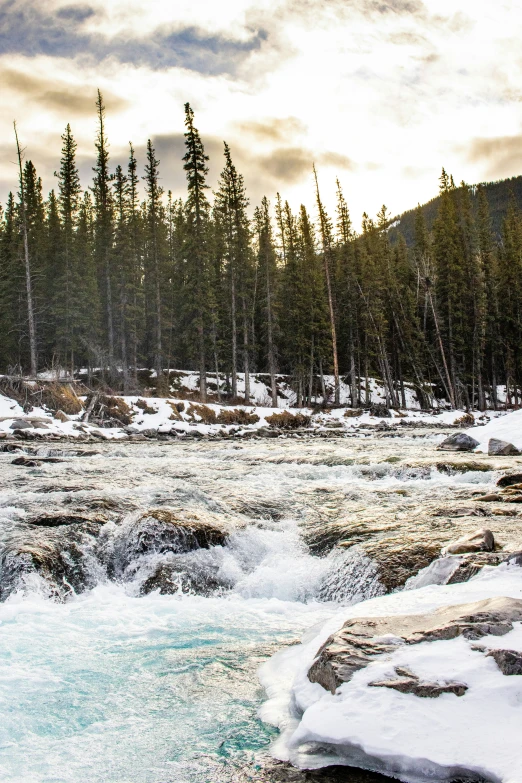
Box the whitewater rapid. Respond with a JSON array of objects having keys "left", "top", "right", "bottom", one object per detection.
[{"left": 0, "top": 435, "right": 507, "bottom": 782}]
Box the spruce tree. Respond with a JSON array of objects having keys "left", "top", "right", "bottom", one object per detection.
[{"left": 183, "top": 103, "right": 211, "bottom": 401}]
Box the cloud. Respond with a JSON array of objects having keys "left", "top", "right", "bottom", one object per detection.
[
  {"left": 0, "top": 1, "right": 267, "bottom": 75},
  {"left": 466, "top": 134, "right": 522, "bottom": 179},
  {"left": 235, "top": 117, "right": 306, "bottom": 143},
  {"left": 0, "top": 66, "right": 128, "bottom": 116}
]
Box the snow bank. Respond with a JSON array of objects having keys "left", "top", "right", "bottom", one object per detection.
[
  {"left": 466, "top": 408, "right": 522, "bottom": 453},
  {"left": 259, "top": 563, "right": 522, "bottom": 783}
]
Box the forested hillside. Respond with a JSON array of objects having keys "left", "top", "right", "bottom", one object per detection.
[
  {"left": 388, "top": 175, "right": 522, "bottom": 246},
  {"left": 1, "top": 92, "right": 522, "bottom": 411}
]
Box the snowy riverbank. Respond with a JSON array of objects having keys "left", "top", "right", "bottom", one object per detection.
[{"left": 259, "top": 560, "right": 522, "bottom": 783}]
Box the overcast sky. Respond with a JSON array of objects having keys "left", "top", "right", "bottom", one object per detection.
[{"left": 1, "top": 0, "right": 521, "bottom": 225}]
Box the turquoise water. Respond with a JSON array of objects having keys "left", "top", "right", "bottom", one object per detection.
[{"left": 0, "top": 585, "right": 335, "bottom": 782}]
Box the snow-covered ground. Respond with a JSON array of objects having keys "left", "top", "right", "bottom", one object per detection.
[
  {"left": 466, "top": 408, "right": 522, "bottom": 452},
  {"left": 259, "top": 562, "right": 522, "bottom": 783},
  {"left": 0, "top": 388, "right": 503, "bottom": 440}
]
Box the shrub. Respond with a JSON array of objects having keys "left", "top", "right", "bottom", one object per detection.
[
  {"left": 41, "top": 383, "right": 83, "bottom": 415},
  {"left": 369, "top": 403, "right": 391, "bottom": 418},
  {"left": 186, "top": 404, "right": 218, "bottom": 424},
  {"left": 217, "top": 408, "right": 260, "bottom": 426},
  {"left": 454, "top": 412, "right": 475, "bottom": 427},
  {"left": 135, "top": 398, "right": 156, "bottom": 415},
  {"left": 344, "top": 408, "right": 363, "bottom": 418},
  {"left": 85, "top": 394, "right": 133, "bottom": 425},
  {"left": 265, "top": 411, "right": 311, "bottom": 429}
]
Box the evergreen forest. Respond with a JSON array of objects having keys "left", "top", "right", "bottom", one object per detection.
[{"left": 1, "top": 93, "right": 522, "bottom": 411}]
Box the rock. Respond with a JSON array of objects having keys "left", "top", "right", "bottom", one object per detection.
[
  {"left": 486, "top": 648, "right": 522, "bottom": 675},
  {"left": 106, "top": 509, "right": 229, "bottom": 579},
  {"left": 0, "top": 519, "right": 103, "bottom": 601},
  {"left": 436, "top": 460, "right": 490, "bottom": 474},
  {"left": 308, "top": 596, "right": 522, "bottom": 694},
  {"left": 53, "top": 410, "right": 70, "bottom": 423},
  {"left": 9, "top": 419, "right": 33, "bottom": 430},
  {"left": 27, "top": 514, "right": 101, "bottom": 528},
  {"left": 497, "top": 472, "right": 522, "bottom": 488},
  {"left": 140, "top": 558, "right": 231, "bottom": 597},
  {"left": 446, "top": 552, "right": 505, "bottom": 584},
  {"left": 369, "top": 403, "right": 391, "bottom": 418},
  {"left": 12, "top": 456, "right": 64, "bottom": 466},
  {"left": 369, "top": 668, "right": 467, "bottom": 698},
  {"left": 488, "top": 438, "right": 521, "bottom": 456},
  {"left": 442, "top": 527, "right": 495, "bottom": 555},
  {"left": 438, "top": 432, "right": 479, "bottom": 452},
  {"left": 506, "top": 551, "right": 522, "bottom": 566},
  {"left": 473, "top": 493, "right": 504, "bottom": 502}
]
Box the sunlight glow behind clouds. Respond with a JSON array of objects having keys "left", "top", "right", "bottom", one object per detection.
[{"left": 0, "top": 0, "right": 521, "bottom": 225}]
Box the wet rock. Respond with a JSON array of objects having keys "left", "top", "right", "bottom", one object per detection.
[
  {"left": 506, "top": 551, "right": 522, "bottom": 566},
  {"left": 438, "top": 433, "right": 479, "bottom": 452},
  {"left": 433, "top": 506, "right": 490, "bottom": 518},
  {"left": 442, "top": 528, "right": 495, "bottom": 555},
  {"left": 446, "top": 552, "right": 505, "bottom": 584},
  {"left": 140, "top": 558, "right": 230, "bottom": 596},
  {"left": 106, "top": 509, "right": 228, "bottom": 578},
  {"left": 436, "top": 460, "right": 490, "bottom": 474},
  {"left": 0, "top": 520, "right": 102, "bottom": 601},
  {"left": 308, "top": 596, "right": 522, "bottom": 694},
  {"left": 369, "top": 668, "right": 467, "bottom": 698},
  {"left": 473, "top": 493, "right": 504, "bottom": 502},
  {"left": 486, "top": 648, "right": 522, "bottom": 675},
  {"left": 363, "top": 540, "right": 442, "bottom": 592},
  {"left": 497, "top": 472, "right": 522, "bottom": 488},
  {"left": 27, "top": 514, "right": 102, "bottom": 528},
  {"left": 12, "top": 456, "right": 64, "bottom": 466},
  {"left": 488, "top": 438, "right": 521, "bottom": 456}
]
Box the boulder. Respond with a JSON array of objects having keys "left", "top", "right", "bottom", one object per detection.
[
  {"left": 12, "top": 456, "right": 64, "bottom": 467},
  {"left": 9, "top": 419, "right": 33, "bottom": 430},
  {"left": 140, "top": 558, "right": 231, "bottom": 597},
  {"left": 506, "top": 551, "right": 522, "bottom": 567},
  {"left": 486, "top": 648, "right": 522, "bottom": 675},
  {"left": 488, "top": 438, "right": 521, "bottom": 456},
  {"left": 106, "top": 509, "right": 228, "bottom": 579},
  {"left": 446, "top": 551, "right": 505, "bottom": 584},
  {"left": 497, "top": 472, "right": 522, "bottom": 488},
  {"left": 308, "top": 596, "right": 522, "bottom": 694},
  {"left": 442, "top": 527, "right": 495, "bottom": 555},
  {"left": 438, "top": 432, "right": 479, "bottom": 452}
]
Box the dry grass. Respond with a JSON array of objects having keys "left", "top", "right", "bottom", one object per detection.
[
  {"left": 217, "top": 409, "right": 260, "bottom": 426},
  {"left": 265, "top": 411, "right": 311, "bottom": 429},
  {"left": 454, "top": 412, "right": 475, "bottom": 427},
  {"left": 186, "top": 404, "right": 218, "bottom": 424},
  {"left": 344, "top": 408, "right": 363, "bottom": 418},
  {"left": 41, "top": 383, "right": 83, "bottom": 415},
  {"left": 135, "top": 398, "right": 156, "bottom": 415}
]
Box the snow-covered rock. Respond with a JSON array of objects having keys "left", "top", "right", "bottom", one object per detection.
[
  {"left": 259, "top": 562, "right": 522, "bottom": 783},
  {"left": 467, "top": 409, "right": 522, "bottom": 453}
]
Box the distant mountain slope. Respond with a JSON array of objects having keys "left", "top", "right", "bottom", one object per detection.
[{"left": 388, "top": 174, "right": 522, "bottom": 246}]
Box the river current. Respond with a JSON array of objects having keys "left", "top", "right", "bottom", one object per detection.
[{"left": 0, "top": 433, "right": 510, "bottom": 782}]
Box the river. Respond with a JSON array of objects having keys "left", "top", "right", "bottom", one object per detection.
[{"left": 0, "top": 431, "right": 513, "bottom": 782}]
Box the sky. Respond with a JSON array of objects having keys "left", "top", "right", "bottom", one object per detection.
[{"left": 1, "top": 0, "right": 522, "bottom": 226}]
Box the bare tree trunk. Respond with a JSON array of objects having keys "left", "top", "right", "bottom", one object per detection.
[
  {"left": 242, "top": 296, "right": 250, "bottom": 404},
  {"left": 427, "top": 287, "right": 456, "bottom": 408},
  {"left": 14, "top": 122, "right": 37, "bottom": 377},
  {"left": 314, "top": 166, "right": 340, "bottom": 405},
  {"left": 231, "top": 270, "right": 237, "bottom": 399},
  {"left": 265, "top": 256, "right": 278, "bottom": 408}
]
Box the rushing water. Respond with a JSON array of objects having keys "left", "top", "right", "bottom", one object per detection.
[{"left": 0, "top": 434, "right": 505, "bottom": 782}]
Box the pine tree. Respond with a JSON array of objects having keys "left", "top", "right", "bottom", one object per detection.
[
  {"left": 183, "top": 103, "right": 211, "bottom": 401},
  {"left": 143, "top": 139, "right": 166, "bottom": 386},
  {"left": 255, "top": 197, "right": 278, "bottom": 407},
  {"left": 55, "top": 124, "right": 82, "bottom": 372},
  {"left": 91, "top": 89, "right": 115, "bottom": 378}
]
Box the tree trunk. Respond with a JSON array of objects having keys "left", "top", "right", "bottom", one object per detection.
[
  {"left": 242, "top": 296, "right": 250, "bottom": 404},
  {"left": 231, "top": 270, "right": 237, "bottom": 399},
  {"left": 14, "top": 123, "right": 37, "bottom": 377}
]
